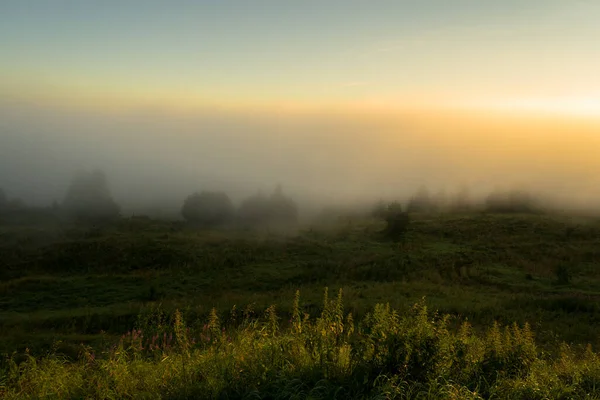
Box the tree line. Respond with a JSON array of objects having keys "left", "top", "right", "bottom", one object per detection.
[
  {"left": 0, "top": 170, "right": 546, "bottom": 227},
  {"left": 181, "top": 184, "right": 298, "bottom": 229},
  {"left": 0, "top": 170, "right": 298, "bottom": 228}
]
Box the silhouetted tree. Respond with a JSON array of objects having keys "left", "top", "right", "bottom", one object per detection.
[
  {"left": 371, "top": 199, "right": 388, "bottom": 219},
  {"left": 374, "top": 201, "right": 410, "bottom": 240},
  {"left": 181, "top": 191, "right": 234, "bottom": 227},
  {"left": 63, "top": 170, "right": 120, "bottom": 222},
  {"left": 407, "top": 186, "right": 435, "bottom": 213},
  {"left": 237, "top": 191, "right": 271, "bottom": 228},
  {"left": 269, "top": 184, "right": 298, "bottom": 226},
  {"left": 237, "top": 185, "right": 298, "bottom": 229}
]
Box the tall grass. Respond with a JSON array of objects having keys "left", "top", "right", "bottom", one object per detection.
[{"left": 2, "top": 289, "right": 600, "bottom": 399}]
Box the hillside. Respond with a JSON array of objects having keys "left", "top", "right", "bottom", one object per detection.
[{"left": 2, "top": 212, "right": 600, "bottom": 398}]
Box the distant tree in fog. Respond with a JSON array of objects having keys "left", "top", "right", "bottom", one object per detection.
[
  {"left": 237, "top": 185, "right": 298, "bottom": 229},
  {"left": 237, "top": 191, "right": 271, "bottom": 228},
  {"left": 432, "top": 190, "right": 449, "bottom": 210},
  {"left": 371, "top": 200, "right": 410, "bottom": 240},
  {"left": 62, "top": 170, "right": 120, "bottom": 222},
  {"left": 449, "top": 185, "right": 472, "bottom": 212},
  {"left": 406, "top": 186, "right": 435, "bottom": 213},
  {"left": 181, "top": 191, "right": 234, "bottom": 227},
  {"left": 269, "top": 184, "right": 298, "bottom": 226},
  {"left": 371, "top": 199, "right": 388, "bottom": 219}
]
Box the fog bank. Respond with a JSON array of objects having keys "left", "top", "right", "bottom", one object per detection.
[{"left": 1, "top": 99, "right": 599, "bottom": 215}]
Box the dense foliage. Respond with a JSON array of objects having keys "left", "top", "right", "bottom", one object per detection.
[
  {"left": 372, "top": 201, "right": 410, "bottom": 240},
  {"left": 181, "top": 191, "right": 235, "bottom": 227}
]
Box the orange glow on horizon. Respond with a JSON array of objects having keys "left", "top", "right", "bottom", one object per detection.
[{"left": 3, "top": 79, "right": 600, "bottom": 127}]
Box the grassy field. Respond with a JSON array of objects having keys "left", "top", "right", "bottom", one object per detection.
[{"left": 2, "top": 212, "right": 600, "bottom": 398}]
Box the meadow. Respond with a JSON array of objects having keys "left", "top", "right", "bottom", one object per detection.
[{"left": 2, "top": 211, "right": 600, "bottom": 398}]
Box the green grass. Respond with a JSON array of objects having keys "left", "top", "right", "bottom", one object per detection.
[{"left": 2, "top": 212, "right": 600, "bottom": 398}]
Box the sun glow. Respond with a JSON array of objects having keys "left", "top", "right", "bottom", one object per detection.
[{"left": 481, "top": 96, "right": 600, "bottom": 118}]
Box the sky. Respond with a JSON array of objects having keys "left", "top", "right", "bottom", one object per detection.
[
  {"left": 1, "top": 0, "right": 599, "bottom": 113},
  {"left": 0, "top": 1, "right": 599, "bottom": 213}
]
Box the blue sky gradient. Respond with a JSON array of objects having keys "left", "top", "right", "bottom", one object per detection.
[{"left": 2, "top": 1, "right": 598, "bottom": 111}]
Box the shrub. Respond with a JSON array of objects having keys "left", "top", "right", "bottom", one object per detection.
[
  {"left": 62, "top": 170, "right": 120, "bottom": 223},
  {"left": 376, "top": 201, "right": 410, "bottom": 240},
  {"left": 181, "top": 191, "right": 234, "bottom": 227}
]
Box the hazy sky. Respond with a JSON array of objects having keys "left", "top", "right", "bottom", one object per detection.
[
  {"left": 1, "top": 1, "right": 599, "bottom": 212},
  {"left": 1, "top": 0, "right": 599, "bottom": 112}
]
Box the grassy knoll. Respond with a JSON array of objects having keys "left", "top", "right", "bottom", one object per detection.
[{"left": 1, "top": 212, "right": 600, "bottom": 398}]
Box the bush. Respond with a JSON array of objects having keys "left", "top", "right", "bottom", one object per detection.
[
  {"left": 383, "top": 211, "right": 410, "bottom": 240},
  {"left": 181, "top": 191, "right": 234, "bottom": 227},
  {"left": 62, "top": 170, "right": 120, "bottom": 223},
  {"left": 374, "top": 201, "right": 410, "bottom": 240}
]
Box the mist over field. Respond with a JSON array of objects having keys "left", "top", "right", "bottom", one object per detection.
[
  {"left": 6, "top": 1, "right": 600, "bottom": 398},
  {"left": 1, "top": 99, "right": 599, "bottom": 218}
]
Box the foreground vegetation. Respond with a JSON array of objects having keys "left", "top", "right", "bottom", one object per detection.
[
  {"left": 3, "top": 290, "right": 600, "bottom": 399},
  {"left": 2, "top": 211, "right": 600, "bottom": 398}
]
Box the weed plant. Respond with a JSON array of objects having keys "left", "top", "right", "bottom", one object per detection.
[{"left": 2, "top": 289, "right": 600, "bottom": 399}]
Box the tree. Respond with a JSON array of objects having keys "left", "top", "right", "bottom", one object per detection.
[
  {"left": 449, "top": 185, "right": 471, "bottom": 212},
  {"left": 371, "top": 199, "right": 388, "bottom": 219},
  {"left": 181, "top": 191, "right": 234, "bottom": 227},
  {"left": 237, "top": 191, "right": 271, "bottom": 228},
  {"left": 269, "top": 184, "right": 298, "bottom": 226},
  {"left": 237, "top": 185, "right": 299, "bottom": 229},
  {"left": 63, "top": 170, "right": 120, "bottom": 222},
  {"left": 406, "top": 186, "right": 434, "bottom": 213},
  {"left": 373, "top": 201, "right": 410, "bottom": 240}
]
